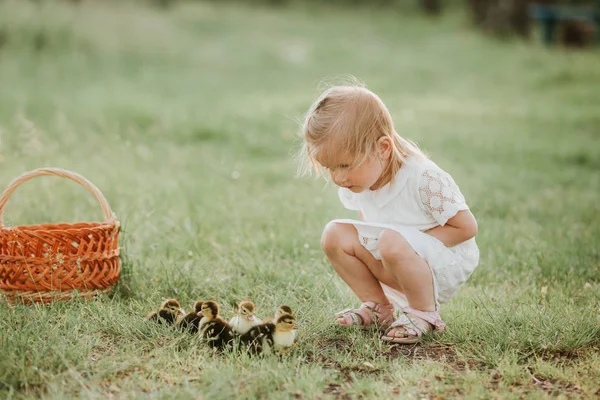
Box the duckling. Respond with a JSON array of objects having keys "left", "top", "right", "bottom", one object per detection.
[
  {"left": 262, "top": 304, "right": 294, "bottom": 323},
  {"left": 199, "top": 301, "right": 235, "bottom": 351},
  {"left": 145, "top": 299, "right": 185, "bottom": 326},
  {"left": 240, "top": 321, "right": 276, "bottom": 355},
  {"left": 240, "top": 313, "right": 297, "bottom": 356},
  {"left": 229, "top": 300, "right": 262, "bottom": 335},
  {"left": 272, "top": 313, "right": 297, "bottom": 355},
  {"left": 275, "top": 305, "right": 293, "bottom": 320},
  {"left": 177, "top": 301, "right": 204, "bottom": 334}
]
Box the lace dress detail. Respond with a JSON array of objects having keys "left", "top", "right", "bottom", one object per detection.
[{"left": 418, "top": 169, "right": 468, "bottom": 226}]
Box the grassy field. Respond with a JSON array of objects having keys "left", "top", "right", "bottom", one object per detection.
[{"left": 1, "top": 1, "right": 599, "bottom": 398}]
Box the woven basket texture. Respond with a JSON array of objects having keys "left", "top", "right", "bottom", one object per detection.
[{"left": 0, "top": 168, "right": 120, "bottom": 304}]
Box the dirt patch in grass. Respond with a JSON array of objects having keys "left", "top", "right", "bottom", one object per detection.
[
  {"left": 535, "top": 348, "right": 588, "bottom": 364},
  {"left": 307, "top": 338, "right": 385, "bottom": 398},
  {"left": 382, "top": 343, "right": 485, "bottom": 371},
  {"left": 323, "top": 383, "right": 352, "bottom": 400},
  {"left": 310, "top": 338, "right": 598, "bottom": 398},
  {"left": 526, "top": 366, "right": 585, "bottom": 397},
  {"left": 311, "top": 337, "right": 485, "bottom": 371},
  {"left": 308, "top": 354, "right": 382, "bottom": 381}
]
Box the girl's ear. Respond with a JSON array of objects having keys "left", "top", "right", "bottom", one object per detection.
[{"left": 377, "top": 137, "right": 392, "bottom": 160}]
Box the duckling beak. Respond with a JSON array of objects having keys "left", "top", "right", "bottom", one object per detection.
[
  {"left": 246, "top": 315, "right": 255, "bottom": 321},
  {"left": 179, "top": 308, "right": 185, "bottom": 315}
]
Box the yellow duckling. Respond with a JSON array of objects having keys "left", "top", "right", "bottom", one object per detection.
[
  {"left": 241, "top": 313, "right": 297, "bottom": 356},
  {"left": 275, "top": 305, "right": 293, "bottom": 320},
  {"left": 262, "top": 304, "right": 294, "bottom": 323},
  {"left": 273, "top": 313, "right": 297, "bottom": 355},
  {"left": 229, "top": 300, "right": 262, "bottom": 335}
]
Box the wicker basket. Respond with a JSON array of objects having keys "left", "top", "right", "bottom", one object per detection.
[{"left": 0, "top": 168, "right": 121, "bottom": 304}]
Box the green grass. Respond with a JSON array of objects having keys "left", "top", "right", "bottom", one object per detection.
[{"left": 1, "top": 1, "right": 599, "bottom": 398}]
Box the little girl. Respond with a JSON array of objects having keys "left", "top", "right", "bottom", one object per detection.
[{"left": 298, "top": 84, "right": 479, "bottom": 344}]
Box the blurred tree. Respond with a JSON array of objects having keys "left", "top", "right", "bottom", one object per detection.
[
  {"left": 528, "top": 0, "right": 599, "bottom": 47},
  {"left": 468, "top": 0, "right": 533, "bottom": 37},
  {"left": 422, "top": 0, "right": 442, "bottom": 15},
  {"left": 561, "top": 19, "right": 597, "bottom": 46},
  {"left": 469, "top": 0, "right": 599, "bottom": 45}
]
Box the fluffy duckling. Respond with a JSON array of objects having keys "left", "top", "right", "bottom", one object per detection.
[
  {"left": 275, "top": 305, "right": 293, "bottom": 320},
  {"left": 199, "top": 301, "right": 235, "bottom": 351},
  {"left": 240, "top": 321, "right": 276, "bottom": 355},
  {"left": 177, "top": 301, "right": 204, "bottom": 334},
  {"left": 229, "top": 300, "right": 262, "bottom": 335},
  {"left": 262, "top": 304, "right": 294, "bottom": 323},
  {"left": 240, "top": 313, "right": 297, "bottom": 356},
  {"left": 145, "top": 299, "right": 185, "bottom": 326},
  {"left": 272, "top": 313, "right": 297, "bottom": 355}
]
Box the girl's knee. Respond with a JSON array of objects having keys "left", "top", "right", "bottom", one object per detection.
[
  {"left": 378, "top": 229, "right": 413, "bottom": 262},
  {"left": 321, "top": 222, "right": 353, "bottom": 255}
]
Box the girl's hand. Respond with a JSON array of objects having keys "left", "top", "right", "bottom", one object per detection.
[{"left": 424, "top": 210, "right": 478, "bottom": 247}]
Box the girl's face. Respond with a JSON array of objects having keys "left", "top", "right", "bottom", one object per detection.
[{"left": 316, "top": 137, "right": 392, "bottom": 193}]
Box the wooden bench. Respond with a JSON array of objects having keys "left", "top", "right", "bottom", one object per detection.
[{"left": 529, "top": 1, "right": 600, "bottom": 45}]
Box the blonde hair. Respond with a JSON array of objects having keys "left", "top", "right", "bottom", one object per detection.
[{"left": 297, "top": 83, "right": 426, "bottom": 182}]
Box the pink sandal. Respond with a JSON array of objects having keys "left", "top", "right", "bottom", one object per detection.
[
  {"left": 381, "top": 307, "right": 446, "bottom": 344},
  {"left": 335, "top": 301, "right": 396, "bottom": 329}
]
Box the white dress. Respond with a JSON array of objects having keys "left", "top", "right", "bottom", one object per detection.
[{"left": 331, "top": 155, "right": 479, "bottom": 311}]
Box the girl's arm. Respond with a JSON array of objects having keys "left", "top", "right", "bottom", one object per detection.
[{"left": 424, "top": 210, "right": 478, "bottom": 247}]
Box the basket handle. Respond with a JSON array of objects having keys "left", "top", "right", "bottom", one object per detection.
[{"left": 0, "top": 168, "right": 116, "bottom": 227}]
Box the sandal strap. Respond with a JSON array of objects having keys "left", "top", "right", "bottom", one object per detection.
[
  {"left": 388, "top": 314, "right": 422, "bottom": 337},
  {"left": 335, "top": 301, "right": 395, "bottom": 327},
  {"left": 363, "top": 301, "right": 396, "bottom": 326},
  {"left": 335, "top": 305, "right": 373, "bottom": 326},
  {"left": 349, "top": 312, "right": 364, "bottom": 325},
  {"left": 402, "top": 307, "right": 446, "bottom": 332}
]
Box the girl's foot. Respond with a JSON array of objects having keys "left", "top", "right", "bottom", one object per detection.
[
  {"left": 381, "top": 307, "right": 446, "bottom": 344},
  {"left": 335, "top": 301, "right": 396, "bottom": 329}
]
